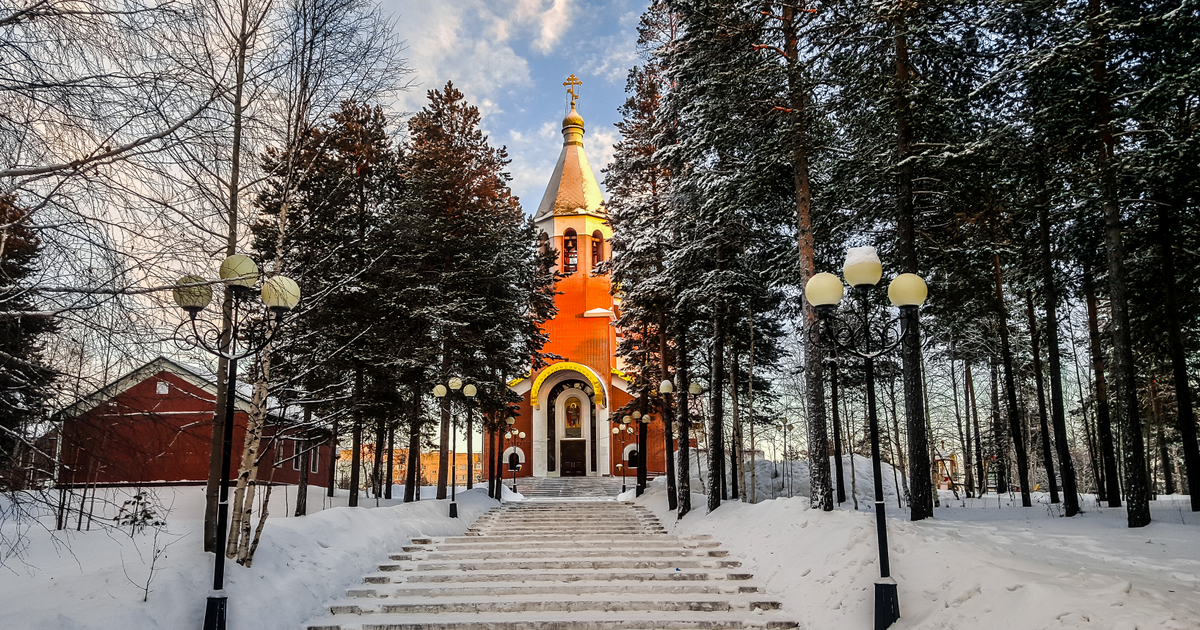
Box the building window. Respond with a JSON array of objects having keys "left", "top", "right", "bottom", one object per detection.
[
  {"left": 156, "top": 381, "right": 169, "bottom": 395},
  {"left": 591, "top": 230, "right": 603, "bottom": 266},
  {"left": 563, "top": 228, "right": 578, "bottom": 273},
  {"left": 292, "top": 441, "right": 301, "bottom": 471},
  {"left": 310, "top": 447, "right": 319, "bottom": 474}
]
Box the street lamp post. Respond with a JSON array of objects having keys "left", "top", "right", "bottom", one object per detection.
[
  {"left": 636, "top": 412, "right": 650, "bottom": 496},
  {"left": 502, "top": 416, "right": 524, "bottom": 496},
  {"left": 172, "top": 255, "right": 300, "bottom": 630},
  {"left": 612, "top": 416, "right": 635, "bottom": 493},
  {"left": 433, "top": 379, "right": 476, "bottom": 517},
  {"left": 804, "top": 246, "right": 927, "bottom": 630}
]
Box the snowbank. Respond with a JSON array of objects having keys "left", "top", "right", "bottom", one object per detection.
[
  {"left": 639, "top": 477, "right": 1200, "bottom": 629},
  {"left": 0, "top": 485, "right": 497, "bottom": 630},
  {"left": 682, "top": 449, "right": 904, "bottom": 509}
]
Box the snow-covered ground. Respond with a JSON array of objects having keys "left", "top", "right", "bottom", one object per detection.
[
  {"left": 4, "top": 470, "right": 1198, "bottom": 630},
  {"left": 639, "top": 474, "right": 1200, "bottom": 629},
  {"left": 0, "top": 484, "right": 495, "bottom": 630}
]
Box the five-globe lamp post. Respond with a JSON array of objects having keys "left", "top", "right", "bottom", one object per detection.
[
  {"left": 636, "top": 411, "right": 651, "bottom": 497},
  {"left": 503, "top": 416, "right": 524, "bottom": 495},
  {"left": 432, "top": 378, "right": 476, "bottom": 517},
  {"left": 173, "top": 254, "right": 300, "bottom": 630},
  {"left": 803, "top": 246, "right": 927, "bottom": 630},
  {"left": 611, "top": 416, "right": 635, "bottom": 493}
]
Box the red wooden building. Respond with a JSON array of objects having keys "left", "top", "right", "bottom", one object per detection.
[
  {"left": 50, "top": 356, "right": 330, "bottom": 488},
  {"left": 486, "top": 92, "right": 668, "bottom": 482}
]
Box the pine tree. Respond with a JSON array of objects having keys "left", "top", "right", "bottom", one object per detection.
[
  {"left": 401, "top": 82, "right": 553, "bottom": 499},
  {"left": 253, "top": 100, "right": 402, "bottom": 510},
  {"left": 0, "top": 194, "right": 58, "bottom": 483}
]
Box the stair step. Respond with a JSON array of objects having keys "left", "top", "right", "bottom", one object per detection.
[
  {"left": 348, "top": 583, "right": 745, "bottom": 598},
  {"left": 428, "top": 540, "right": 712, "bottom": 552},
  {"left": 439, "top": 534, "right": 701, "bottom": 543},
  {"left": 365, "top": 569, "right": 726, "bottom": 584},
  {"left": 405, "top": 559, "right": 740, "bottom": 571},
  {"left": 417, "top": 549, "right": 705, "bottom": 560},
  {"left": 305, "top": 611, "right": 800, "bottom": 630},
  {"left": 340, "top": 599, "right": 738, "bottom": 614}
]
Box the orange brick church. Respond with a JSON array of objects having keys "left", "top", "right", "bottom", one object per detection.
[{"left": 486, "top": 80, "right": 668, "bottom": 481}]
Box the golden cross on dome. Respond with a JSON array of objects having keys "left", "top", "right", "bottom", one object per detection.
[{"left": 563, "top": 74, "right": 582, "bottom": 107}]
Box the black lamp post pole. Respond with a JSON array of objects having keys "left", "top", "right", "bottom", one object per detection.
[
  {"left": 509, "top": 431, "right": 518, "bottom": 493},
  {"left": 812, "top": 286, "right": 902, "bottom": 630},
  {"left": 856, "top": 287, "right": 900, "bottom": 629},
  {"left": 636, "top": 419, "right": 647, "bottom": 497},
  {"left": 449, "top": 405, "right": 458, "bottom": 518},
  {"left": 203, "top": 295, "right": 241, "bottom": 630}
]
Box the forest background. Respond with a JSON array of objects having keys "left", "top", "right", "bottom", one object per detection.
[{"left": 0, "top": 0, "right": 1197, "bottom": 571}]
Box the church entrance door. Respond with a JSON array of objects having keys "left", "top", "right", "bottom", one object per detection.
[{"left": 560, "top": 441, "right": 586, "bottom": 477}]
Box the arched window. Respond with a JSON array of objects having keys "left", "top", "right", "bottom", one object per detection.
[
  {"left": 623, "top": 443, "right": 640, "bottom": 468},
  {"left": 591, "top": 230, "right": 604, "bottom": 266},
  {"left": 563, "top": 229, "right": 578, "bottom": 273},
  {"left": 508, "top": 452, "right": 521, "bottom": 471}
]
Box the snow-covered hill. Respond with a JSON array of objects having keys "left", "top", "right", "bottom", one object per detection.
[{"left": 639, "top": 476, "right": 1200, "bottom": 629}]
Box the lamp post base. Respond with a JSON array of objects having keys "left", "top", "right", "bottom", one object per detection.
[
  {"left": 203, "top": 593, "right": 227, "bottom": 630},
  {"left": 874, "top": 578, "right": 900, "bottom": 630},
  {"left": 449, "top": 502, "right": 458, "bottom": 518}
]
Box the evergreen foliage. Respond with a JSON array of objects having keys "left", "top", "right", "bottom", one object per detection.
[
  {"left": 0, "top": 194, "right": 58, "bottom": 482},
  {"left": 608, "top": 0, "right": 1200, "bottom": 526}
]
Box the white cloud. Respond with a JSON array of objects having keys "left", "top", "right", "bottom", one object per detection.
[
  {"left": 580, "top": 11, "right": 640, "bottom": 83},
  {"left": 585, "top": 124, "right": 619, "bottom": 184},
  {"left": 384, "top": 1, "right": 578, "bottom": 116},
  {"left": 378, "top": 0, "right": 635, "bottom": 215}
]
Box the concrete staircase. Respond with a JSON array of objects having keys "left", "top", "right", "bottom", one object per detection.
[{"left": 303, "top": 500, "right": 797, "bottom": 630}]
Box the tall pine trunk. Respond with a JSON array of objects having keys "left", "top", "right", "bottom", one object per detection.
[
  {"left": 782, "top": 4, "right": 832, "bottom": 512},
  {"left": 990, "top": 356, "right": 1008, "bottom": 494},
  {"left": 385, "top": 420, "right": 394, "bottom": 500},
  {"left": 296, "top": 406, "right": 312, "bottom": 517},
  {"left": 659, "top": 315, "right": 678, "bottom": 511},
  {"left": 708, "top": 303, "right": 726, "bottom": 513},
  {"left": 1038, "top": 184, "right": 1080, "bottom": 515},
  {"left": 349, "top": 368, "right": 364, "bottom": 507},
  {"left": 1090, "top": 0, "right": 1150, "bottom": 528},
  {"left": 326, "top": 416, "right": 338, "bottom": 498},
  {"left": 994, "top": 255, "right": 1031, "bottom": 507},
  {"left": 1026, "top": 291, "right": 1059, "bottom": 504},
  {"left": 893, "top": 8, "right": 933, "bottom": 522},
  {"left": 1084, "top": 269, "right": 1121, "bottom": 506},
  {"left": 465, "top": 407, "right": 473, "bottom": 490},
  {"left": 1158, "top": 206, "right": 1200, "bottom": 510},
  {"left": 436, "top": 342, "right": 452, "bottom": 500},
  {"left": 676, "top": 326, "right": 692, "bottom": 519},
  {"left": 952, "top": 354, "right": 974, "bottom": 498},
  {"left": 831, "top": 357, "right": 846, "bottom": 504},
  {"left": 967, "top": 363, "right": 986, "bottom": 495},
  {"left": 404, "top": 389, "right": 421, "bottom": 503}
]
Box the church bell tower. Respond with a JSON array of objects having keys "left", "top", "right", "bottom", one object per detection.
[{"left": 495, "top": 75, "right": 666, "bottom": 482}]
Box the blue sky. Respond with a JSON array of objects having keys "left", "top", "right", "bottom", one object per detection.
[{"left": 380, "top": 0, "right": 649, "bottom": 213}]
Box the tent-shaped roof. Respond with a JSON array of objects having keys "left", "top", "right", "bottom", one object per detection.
[{"left": 534, "top": 104, "right": 606, "bottom": 221}]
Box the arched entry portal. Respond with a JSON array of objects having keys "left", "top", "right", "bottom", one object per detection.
[{"left": 529, "top": 363, "right": 610, "bottom": 478}]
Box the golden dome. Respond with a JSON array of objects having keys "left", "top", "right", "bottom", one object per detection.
[{"left": 562, "top": 104, "right": 585, "bottom": 130}]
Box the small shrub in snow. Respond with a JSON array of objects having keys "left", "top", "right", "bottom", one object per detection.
[{"left": 114, "top": 492, "right": 165, "bottom": 535}]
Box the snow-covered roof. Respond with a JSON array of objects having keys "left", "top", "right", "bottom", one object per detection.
[{"left": 52, "top": 356, "right": 304, "bottom": 423}]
